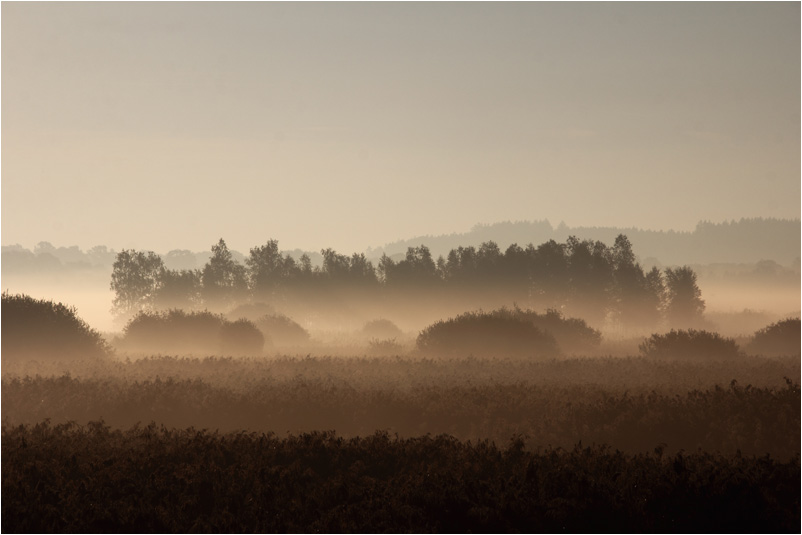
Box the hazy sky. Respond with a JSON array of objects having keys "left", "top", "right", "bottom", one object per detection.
[{"left": 3, "top": 2, "right": 799, "bottom": 254}]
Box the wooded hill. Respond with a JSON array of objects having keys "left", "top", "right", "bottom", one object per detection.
[{"left": 368, "top": 218, "right": 801, "bottom": 266}]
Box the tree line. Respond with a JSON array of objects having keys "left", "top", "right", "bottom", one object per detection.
[
  {"left": 110, "top": 235, "right": 705, "bottom": 329},
  {"left": 373, "top": 217, "right": 801, "bottom": 266}
]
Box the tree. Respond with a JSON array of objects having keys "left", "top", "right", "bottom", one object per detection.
[
  {"left": 201, "top": 239, "right": 248, "bottom": 309},
  {"left": 110, "top": 249, "right": 164, "bottom": 317},
  {"left": 349, "top": 253, "right": 379, "bottom": 286},
  {"left": 664, "top": 266, "right": 705, "bottom": 327},
  {"left": 247, "top": 240, "right": 287, "bottom": 300},
  {"left": 530, "top": 239, "right": 570, "bottom": 311},
  {"left": 501, "top": 243, "right": 532, "bottom": 298},
  {"left": 643, "top": 267, "right": 666, "bottom": 325},
  {"left": 610, "top": 235, "right": 663, "bottom": 330},
  {"left": 153, "top": 268, "right": 202, "bottom": 311},
  {"left": 320, "top": 248, "right": 352, "bottom": 280},
  {"left": 389, "top": 245, "right": 440, "bottom": 286},
  {"left": 565, "top": 236, "right": 614, "bottom": 325}
]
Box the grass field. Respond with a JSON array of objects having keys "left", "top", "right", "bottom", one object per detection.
[{"left": 3, "top": 353, "right": 799, "bottom": 532}]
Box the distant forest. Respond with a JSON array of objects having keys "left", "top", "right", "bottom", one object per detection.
[
  {"left": 3, "top": 218, "right": 799, "bottom": 277},
  {"left": 370, "top": 218, "right": 801, "bottom": 266}
]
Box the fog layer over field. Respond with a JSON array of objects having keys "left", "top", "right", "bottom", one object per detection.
[{"left": 2, "top": 221, "right": 800, "bottom": 339}]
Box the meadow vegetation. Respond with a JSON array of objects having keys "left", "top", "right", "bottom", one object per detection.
[{"left": 4, "top": 422, "right": 798, "bottom": 533}]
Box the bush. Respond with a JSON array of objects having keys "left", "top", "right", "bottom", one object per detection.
[
  {"left": 220, "top": 319, "right": 265, "bottom": 355},
  {"left": 746, "top": 318, "right": 800, "bottom": 356},
  {"left": 361, "top": 319, "right": 403, "bottom": 340},
  {"left": 510, "top": 307, "right": 601, "bottom": 355},
  {"left": 121, "top": 310, "right": 265, "bottom": 355},
  {"left": 255, "top": 314, "right": 311, "bottom": 347},
  {"left": 417, "top": 309, "right": 559, "bottom": 359},
  {"left": 121, "top": 310, "right": 224, "bottom": 354},
  {"left": 1, "top": 292, "right": 110, "bottom": 361},
  {"left": 639, "top": 329, "right": 743, "bottom": 360}
]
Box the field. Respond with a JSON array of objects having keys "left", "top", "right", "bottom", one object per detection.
[
  {"left": 3, "top": 352, "right": 800, "bottom": 532},
  {"left": 4, "top": 421, "right": 798, "bottom": 533}
]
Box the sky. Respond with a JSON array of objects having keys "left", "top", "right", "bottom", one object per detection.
[{"left": 2, "top": 2, "right": 800, "bottom": 255}]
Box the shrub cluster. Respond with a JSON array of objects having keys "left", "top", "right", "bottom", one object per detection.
[
  {"left": 507, "top": 307, "right": 602, "bottom": 355},
  {"left": 119, "top": 310, "right": 264, "bottom": 355},
  {"left": 361, "top": 318, "right": 404, "bottom": 340},
  {"left": 1, "top": 292, "right": 109, "bottom": 361},
  {"left": 639, "top": 329, "right": 743, "bottom": 360},
  {"left": 254, "top": 313, "right": 311, "bottom": 347},
  {"left": 416, "top": 307, "right": 600, "bottom": 358},
  {"left": 416, "top": 309, "right": 560, "bottom": 359},
  {"left": 747, "top": 318, "right": 801, "bottom": 356}
]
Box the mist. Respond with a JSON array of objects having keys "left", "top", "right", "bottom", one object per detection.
[
  {"left": 3, "top": 218, "right": 799, "bottom": 339},
  {"left": 3, "top": 2, "right": 799, "bottom": 532}
]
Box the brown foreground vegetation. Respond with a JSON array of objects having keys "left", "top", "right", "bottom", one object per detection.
[
  {"left": 3, "top": 421, "right": 799, "bottom": 533},
  {"left": 3, "top": 355, "right": 799, "bottom": 459}
]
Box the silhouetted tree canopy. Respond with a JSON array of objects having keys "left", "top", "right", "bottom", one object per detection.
[
  {"left": 201, "top": 239, "right": 248, "bottom": 310},
  {"left": 108, "top": 235, "right": 706, "bottom": 331},
  {"left": 247, "top": 240, "right": 293, "bottom": 300},
  {"left": 153, "top": 268, "right": 201, "bottom": 311},
  {"left": 611, "top": 235, "right": 665, "bottom": 330},
  {"left": 110, "top": 249, "right": 164, "bottom": 317},
  {"left": 664, "top": 266, "right": 706, "bottom": 327}
]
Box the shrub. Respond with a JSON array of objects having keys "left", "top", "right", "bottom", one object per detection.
[
  {"left": 1, "top": 292, "right": 110, "bottom": 361},
  {"left": 746, "top": 318, "right": 801, "bottom": 356},
  {"left": 639, "top": 329, "right": 743, "bottom": 360},
  {"left": 511, "top": 307, "right": 602, "bottom": 355},
  {"left": 121, "top": 309, "right": 224, "bottom": 354},
  {"left": 361, "top": 319, "right": 403, "bottom": 340},
  {"left": 219, "top": 319, "right": 265, "bottom": 355},
  {"left": 121, "top": 310, "right": 268, "bottom": 355},
  {"left": 255, "top": 314, "right": 311, "bottom": 347},
  {"left": 416, "top": 309, "right": 560, "bottom": 359},
  {"left": 121, "top": 309, "right": 267, "bottom": 355}
]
